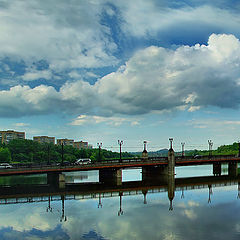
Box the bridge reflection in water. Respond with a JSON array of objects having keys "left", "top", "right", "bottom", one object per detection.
[{"left": 0, "top": 172, "right": 240, "bottom": 220}]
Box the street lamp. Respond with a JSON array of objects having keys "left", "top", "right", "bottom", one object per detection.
[
  {"left": 47, "top": 145, "right": 50, "bottom": 165},
  {"left": 181, "top": 142, "right": 185, "bottom": 157},
  {"left": 143, "top": 141, "right": 147, "bottom": 152},
  {"left": 238, "top": 141, "right": 240, "bottom": 157},
  {"left": 169, "top": 138, "right": 173, "bottom": 149},
  {"left": 208, "top": 140, "right": 213, "bottom": 156},
  {"left": 61, "top": 143, "right": 64, "bottom": 165},
  {"left": 97, "top": 143, "right": 102, "bottom": 162},
  {"left": 118, "top": 140, "right": 123, "bottom": 163}
]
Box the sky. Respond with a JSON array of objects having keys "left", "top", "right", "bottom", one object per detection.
[{"left": 1, "top": 0, "right": 240, "bottom": 152}]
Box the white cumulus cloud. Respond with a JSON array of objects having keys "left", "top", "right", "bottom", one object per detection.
[
  {"left": 21, "top": 70, "right": 52, "bottom": 81},
  {"left": 0, "top": 0, "right": 118, "bottom": 71},
  {"left": 1, "top": 34, "right": 240, "bottom": 118},
  {"left": 70, "top": 115, "right": 140, "bottom": 126}
]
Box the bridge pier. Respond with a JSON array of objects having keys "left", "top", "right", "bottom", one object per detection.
[
  {"left": 168, "top": 147, "right": 175, "bottom": 176},
  {"left": 228, "top": 162, "right": 238, "bottom": 177},
  {"left": 142, "top": 141, "right": 148, "bottom": 160},
  {"left": 142, "top": 148, "right": 175, "bottom": 184},
  {"left": 47, "top": 172, "right": 65, "bottom": 189},
  {"left": 213, "top": 163, "right": 221, "bottom": 176},
  {"left": 99, "top": 169, "right": 122, "bottom": 185},
  {"left": 168, "top": 146, "right": 175, "bottom": 210},
  {"left": 142, "top": 165, "right": 168, "bottom": 183},
  {"left": 168, "top": 173, "right": 175, "bottom": 211}
]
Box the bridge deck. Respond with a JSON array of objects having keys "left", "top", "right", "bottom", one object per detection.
[{"left": 0, "top": 155, "right": 239, "bottom": 176}]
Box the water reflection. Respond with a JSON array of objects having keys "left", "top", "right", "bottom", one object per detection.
[
  {"left": 118, "top": 192, "right": 123, "bottom": 216},
  {"left": 0, "top": 173, "right": 240, "bottom": 211},
  {"left": 98, "top": 194, "right": 102, "bottom": 208},
  {"left": 46, "top": 196, "right": 52, "bottom": 213},
  {"left": 0, "top": 168, "right": 240, "bottom": 239}
]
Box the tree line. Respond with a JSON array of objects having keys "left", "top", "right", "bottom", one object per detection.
[
  {"left": 0, "top": 139, "right": 135, "bottom": 163},
  {"left": 186, "top": 142, "right": 239, "bottom": 156}
]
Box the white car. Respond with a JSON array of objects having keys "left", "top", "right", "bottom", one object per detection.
[
  {"left": 0, "top": 163, "right": 13, "bottom": 169},
  {"left": 75, "top": 159, "right": 91, "bottom": 165}
]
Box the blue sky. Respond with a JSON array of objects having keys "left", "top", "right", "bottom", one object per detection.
[{"left": 1, "top": 0, "right": 240, "bottom": 152}]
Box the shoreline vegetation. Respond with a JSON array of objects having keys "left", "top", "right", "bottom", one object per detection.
[{"left": 0, "top": 139, "right": 135, "bottom": 164}]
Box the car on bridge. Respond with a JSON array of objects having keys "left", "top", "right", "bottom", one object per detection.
[
  {"left": 75, "top": 158, "right": 92, "bottom": 165},
  {"left": 0, "top": 163, "right": 13, "bottom": 169}
]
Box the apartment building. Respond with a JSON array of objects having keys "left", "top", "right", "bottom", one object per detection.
[
  {"left": 57, "top": 138, "right": 74, "bottom": 146},
  {"left": 33, "top": 136, "right": 55, "bottom": 144},
  {"left": 74, "top": 141, "right": 89, "bottom": 149},
  {"left": 0, "top": 130, "right": 25, "bottom": 144}
]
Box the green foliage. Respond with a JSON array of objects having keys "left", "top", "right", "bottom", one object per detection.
[
  {"left": 64, "top": 153, "right": 77, "bottom": 162},
  {"left": 1, "top": 139, "right": 135, "bottom": 163},
  {"left": 0, "top": 147, "right": 11, "bottom": 162},
  {"left": 215, "top": 142, "right": 238, "bottom": 155},
  {"left": 187, "top": 142, "right": 239, "bottom": 156}
]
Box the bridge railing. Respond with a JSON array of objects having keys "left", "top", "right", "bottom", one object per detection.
[
  {"left": 91, "top": 157, "right": 168, "bottom": 166},
  {"left": 4, "top": 154, "right": 239, "bottom": 172},
  {"left": 4, "top": 157, "right": 168, "bottom": 171},
  {"left": 175, "top": 154, "right": 238, "bottom": 163}
]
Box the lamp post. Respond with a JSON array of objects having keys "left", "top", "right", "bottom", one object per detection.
[
  {"left": 143, "top": 141, "right": 147, "bottom": 152},
  {"left": 208, "top": 140, "right": 213, "bottom": 156},
  {"left": 169, "top": 138, "right": 173, "bottom": 149},
  {"left": 181, "top": 142, "right": 185, "bottom": 157},
  {"left": 97, "top": 143, "right": 102, "bottom": 162},
  {"left": 118, "top": 140, "right": 123, "bottom": 163},
  {"left": 238, "top": 141, "right": 240, "bottom": 157},
  {"left": 47, "top": 145, "right": 50, "bottom": 165},
  {"left": 61, "top": 143, "right": 64, "bottom": 165}
]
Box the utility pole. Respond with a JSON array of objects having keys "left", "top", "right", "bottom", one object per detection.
[
  {"left": 97, "top": 143, "right": 102, "bottom": 162},
  {"left": 118, "top": 140, "right": 123, "bottom": 163},
  {"left": 208, "top": 140, "right": 213, "bottom": 156},
  {"left": 181, "top": 142, "right": 185, "bottom": 157}
]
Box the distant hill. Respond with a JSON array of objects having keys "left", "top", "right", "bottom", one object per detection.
[
  {"left": 131, "top": 148, "right": 169, "bottom": 157},
  {"left": 149, "top": 148, "right": 169, "bottom": 157}
]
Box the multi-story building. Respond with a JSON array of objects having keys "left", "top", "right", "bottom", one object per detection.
[
  {"left": 0, "top": 130, "right": 25, "bottom": 144},
  {"left": 33, "top": 136, "right": 55, "bottom": 144},
  {"left": 74, "top": 141, "right": 89, "bottom": 149},
  {"left": 57, "top": 138, "right": 74, "bottom": 146}
]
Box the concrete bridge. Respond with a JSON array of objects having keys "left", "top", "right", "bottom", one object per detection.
[{"left": 0, "top": 149, "right": 239, "bottom": 187}]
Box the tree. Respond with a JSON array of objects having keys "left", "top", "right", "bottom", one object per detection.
[
  {"left": 3, "top": 139, "right": 135, "bottom": 163},
  {"left": 0, "top": 147, "right": 11, "bottom": 162},
  {"left": 64, "top": 153, "right": 76, "bottom": 162}
]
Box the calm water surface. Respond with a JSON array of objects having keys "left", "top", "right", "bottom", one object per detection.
[{"left": 0, "top": 165, "right": 239, "bottom": 240}]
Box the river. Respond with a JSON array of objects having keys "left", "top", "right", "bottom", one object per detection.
[{"left": 0, "top": 164, "right": 239, "bottom": 240}]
